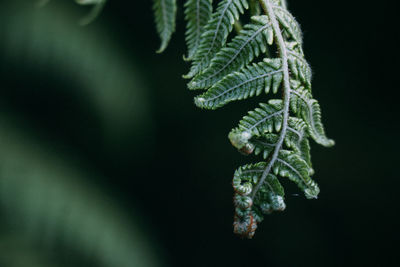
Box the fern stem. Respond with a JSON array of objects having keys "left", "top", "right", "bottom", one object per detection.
[{"left": 251, "top": 0, "right": 291, "bottom": 200}]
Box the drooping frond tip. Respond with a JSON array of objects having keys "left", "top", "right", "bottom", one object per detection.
[
  {"left": 153, "top": 0, "right": 177, "bottom": 53},
  {"left": 183, "top": 0, "right": 334, "bottom": 238}
]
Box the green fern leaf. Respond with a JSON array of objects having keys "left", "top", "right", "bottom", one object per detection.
[
  {"left": 194, "top": 59, "right": 282, "bottom": 109},
  {"left": 184, "top": 0, "right": 249, "bottom": 78},
  {"left": 184, "top": 0, "right": 213, "bottom": 60},
  {"left": 181, "top": 0, "right": 334, "bottom": 238},
  {"left": 153, "top": 0, "right": 177, "bottom": 53},
  {"left": 188, "top": 15, "right": 274, "bottom": 89},
  {"left": 148, "top": 0, "right": 334, "bottom": 238}
]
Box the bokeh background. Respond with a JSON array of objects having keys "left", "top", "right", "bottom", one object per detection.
[{"left": 0, "top": 0, "right": 397, "bottom": 266}]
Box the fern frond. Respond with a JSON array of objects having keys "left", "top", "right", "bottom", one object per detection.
[
  {"left": 153, "top": 0, "right": 177, "bottom": 53},
  {"left": 188, "top": 15, "right": 274, "bottom": 89},
  {"left": 182, "top": 0, "right": 334, "bottom": 238},
  {"left": 195, "top": 59, "right": 282, "bottom": 109},
  {"left": 185, "top": 0, "right": 249, "bottom": 78},
  {"left": 184, "top": 0, "right": 213, "bottom": 60}
]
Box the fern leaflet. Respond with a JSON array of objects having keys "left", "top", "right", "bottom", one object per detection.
[
  {"left": 153, "top": 0, "right": 177, "bottom": 53},
  {"left": 184, "top": 0, "right": 213, "bottom": 60},
  {"left": 195, "top": 59, "right": 283, "bottom": 109}
]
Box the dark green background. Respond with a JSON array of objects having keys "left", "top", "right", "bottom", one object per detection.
[{"left": 0, "top": 0, "right": 397, "bottom": 266}]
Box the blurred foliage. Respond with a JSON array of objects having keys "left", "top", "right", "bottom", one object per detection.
[
  {"left": 0, "top": 119, "right": 163, "bottom": 267},
  {"left": 0, "top": 1, "right": 162, "bottom": 266},
  {"left": 0, "top": 0, "right": 152, "bottom": 145}
]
